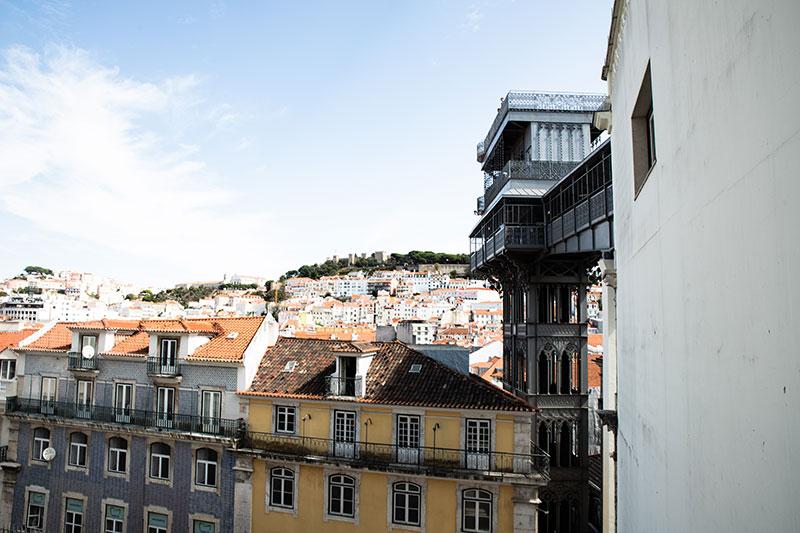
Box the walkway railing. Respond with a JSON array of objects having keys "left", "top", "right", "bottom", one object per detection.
[
  {"left": 5, "top": 397, "right": 243, "bottom": 439},
  {"left": 67, "top": 353, "right": 99, "bottom": 371},
  {"left": 244, "top": 431, "right": 549, "bottom": 477},
  {"left": 325, "top": 376, "right": 363, "bottom": 398},
  {"left": 146, "top": 356, "right": 181, "bottom": 376}
]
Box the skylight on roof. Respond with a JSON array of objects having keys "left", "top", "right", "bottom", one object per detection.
[
  {"left": 409, "top": 364, "right": 422, "bottom": 373},
  {"left": 283, "top": 360, "right": 297, "bottom": 373},
  {"left": 227, "top": 332, "right": 239, "bottom": 339}
]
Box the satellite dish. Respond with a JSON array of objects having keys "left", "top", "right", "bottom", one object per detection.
[
  {"left": 42, "top": 447, "right": 56, "bottom": 462},
  {"left": 81, "top": 345, "right": 95, "bottom": 359}
]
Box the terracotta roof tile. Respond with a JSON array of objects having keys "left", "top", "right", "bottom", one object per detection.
[
  {"left": 187, "top": 316, "right": 265, "bottom": 362},
  {"left": 243, "top": 337, "right": 533, "bottom": 411},
  {"left": 17, "top": 322, "right": 76, "bottom": 352},
  {"left": 140, "top": 319, "right": 219, "bottom": 334},
  {"left": 70, "top": 319, "right": 141, "bottom": 331},
  {"left": 0, "top": 327, "right": 42, "bottom": 352},
  {"left": 103, "top": 331, "right": 150, "bottom": 357}
]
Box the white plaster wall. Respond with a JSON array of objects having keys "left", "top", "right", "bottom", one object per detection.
[{"left": 607, "top": 1, "right": 800, "bottom": 531}]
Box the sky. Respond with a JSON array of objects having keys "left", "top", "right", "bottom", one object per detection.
[{"left": 0, "top": 0, "right": 613, "bottom": 286}]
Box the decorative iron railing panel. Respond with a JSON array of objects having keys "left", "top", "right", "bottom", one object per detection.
[
  {"left": 504, "top": 226, "right": 546, "bottom": 249},
  {"left": 5, "top": 397, "right": 243, "bottom": 439},
  {"left": 67, "top": 353, "right": 99, "bottom": 371},
  {"left": 146, "top": 356, "right": 181, "bottom": 376},
  {"left": 606, "top": 186, "right": 613, "bottom": 213},
  {"left": 562, "top": 209, "right": 575, "bottom": 237},
  {"left": 480, "top": 92, "right": 606, "bottom": 163},
  {"left": 244, "top": 431, "right": 549, "bottom": 477},
  {"left": 325, "top": 376, "right": 363, "bottom": 398},
  {"left": 575, "top": 200, "right": 590, "bottom": 230},
  {"left": 483, "top": 160, "right": 579, "bottom": 207},
  {"left": 590, "top": 190, "right": 605, "bottom": 222}
]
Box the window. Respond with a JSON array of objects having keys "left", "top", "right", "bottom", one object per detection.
[
  {"left": 270, "top": 467, "right": 295, "bottom": 509},
  {"left": 0, "top": 359, "right": 15, "bottom": 379},
  {"left": 26, "top": 491, "right": 45, "bottom": 530},
  {"left": 200, "top": 390, "right": 221, "bottom": 433},
  {"left": 80, "top": 335, "right": 97, "bottom": 350},
  {"left": 40, "top": 376, "right": 57, "bottom": 414},
  {"left": 632, "top": 62, "right": 656, "bottom": 197},
  {"left": 104, "top": 504, "right": 124, "bottom": 533},
  {"left": 392, "top": 482, "right": 421, "bottom": 527},
  {"left": 160, "top": 338, "right": 178, "bottom": 366},
  {"left": 150, "top": 442, "right": 170, "bottom": 480},
  {"left": 68, "top": 432, "right": 88, "bottom": 467},
  {"left": 64, "top": 497, "right": 84, "bottom": 533},
  {"left": 76, "top": 380, "right": 93, "bottom": 418},
  {"left": 148, "top": 512, "right": 168, "bottom": 533},
  {"left": 32, "top": 428, "right": 50, "bottom": 461},
  {"left": 397, "top": 414, "right": 421, "bottom": 463},
  {"left": 462, "top": 489, "right": 492, "bottom": 533},
  {"left": 465, "top": 419, "right": 491, "bottom": 469},
  {"left": 114, "top": 383, "right": 133, "bottom": 423},
  {"left": 276, "top": 406, "right": 296, "bottom": 434},
  {"left": 333, "top": 410, "right": 356, "bottom": 458},
  {"left": 195, "top": 448, "right": 218, "bottom": 487},
  {"left": 156, "top": 387, "right": 175, "bottom": 428},
  {"left": 108, "top": 437, "right": 128, "bottom": 473},
  {"left": 328, "top": 474, "right": 355, "bottom": 518},
  {"left": 193, "top": 521, "right": 215, "bottom": 533}
]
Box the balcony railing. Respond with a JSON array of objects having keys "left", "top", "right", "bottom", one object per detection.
[
  {"left": 325, "top": 376, "right": 363, "bottom": 397},
  {"left": 244, "top": 431, "right": 549, "bottom": 477},
  {"left": 470, "top": 225, "right": 546, "bottom": 271},
  {"left": 67, "top": 353, "right": 99, "bottom": 371},
  {"left": 0, "top": 445, "right": 6, "bottom": 462},
  {"left": 5, "top": 397, "right": 243, "bottom": 439},
  {"left": 146, "top": 356, "right": 181, "bottom": 377},
  {"left": 483, "top": 160, "right": 580, "bottom": 208}
]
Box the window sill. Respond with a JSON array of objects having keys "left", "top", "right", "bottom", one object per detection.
[{"left": 633, "top": 163, "right": 656, "bottom": 201}]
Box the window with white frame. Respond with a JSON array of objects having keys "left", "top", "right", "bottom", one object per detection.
[
  {"left": 466, "top": 419, "right": 490, "bottom": 453},
  {"left": 26, "top": 491, "right": 45, "bottom": 530},
  {"left": 150, "top": 442, "right": 171, "bottom": 480},
  {"left": 328, "top": 474, "right": 355, "bottom": 518},
  {"left": 334, "top": 411, "right": 356, "bottom": 443},
  {"left": 159, "top": 338, "right": 178, "bottom": 366},
  {"left": 462, "top": 489, "right": 492, "bottom": 533},
  {"left": 392, "top": 482, "right": 421, "bottom": 527},
  {"left": 32, "top": 427, "right": 50, "bottom": 461},
  {"left": 104, "top": 504, "right": 124, "bottom": 533},
  {"left": 108, "top": 437, "right": 127, "bottom": 473},
  {"left": 64, "top": 497, "right": 84, "bottom": 533},
  {"left": 195, "top": 448, "right": 218, "bottom": 487},
  {"left": 147, "top": 512, "right": 168, "bottom": 533},
  {"left": 80, "top": 335, "right": 97, "bottom": 350},
  {"left": 68, "top": 432, "right": 88, "bottom": 467},
  {"left": 0, "top": 359, "right": 15, "bottom": 379},
  {"left": 276, "top": 405, "right": 296, "bottom": 434},
  {"left": 270, "top": 467, "right": 295, "bottom": 509},
  {"left": 397, "top": 415, "right": 420, "bottom": 448}
]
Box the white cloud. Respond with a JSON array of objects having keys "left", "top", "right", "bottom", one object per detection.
[
  {"left": 464, "top": 6, "right": 484, "bottom": 32},
  {"left": 0, "top": 45, "right": 268, "bottom": 276}
]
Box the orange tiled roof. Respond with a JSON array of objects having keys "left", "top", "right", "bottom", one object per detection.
[
  {"left": 140, "top": 319, "right": 219, "bottom": 334},
  {"left": 70, "top": 319, "right": 141, "bottom": 331},
  {"left": 16, "top": 322, "right": 76, "bottom": 352},
  {"left": 103, "top": 331, "right": 150, "bottom": 357},
  {"left": 243, "top": 338, "right": 533, "bottom": 411},
  {"left": 0, "top": 326, "right": 43, "bottom": 352},
  {"left": 187, "top": 316, "right": 266, "bottom": 362}
]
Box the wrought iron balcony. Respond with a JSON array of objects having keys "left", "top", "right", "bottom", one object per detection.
[
  {"left": 67, "top": 353, "right": 99, "bottom": 372},
  {"left": 5, "top": 397, "right": 243, "bottom": 439},
  {"left": 325, "top": 376, "right": 363, "bottom": 398},
  {"left": 244, "top": 431, "right": 549, "bottom": 478},
  {"left": 483, "top": 160, "right": 580, "bottom": 208},
  {"left": 146, "top": 356, "right": 181, "bottom": 377},
  {"left": 477, "top": 139, "right": 486, "bottom": 162},
  {"left": 470, "top": 225, "right": 546, "bottom": 271}
]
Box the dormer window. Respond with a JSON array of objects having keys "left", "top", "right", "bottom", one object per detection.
[
  {"left": 159, "top": 338, "right": 178, "bottom": 367},
  {"left": 80, "top": 335, "right": 97, "bottom": 350}
]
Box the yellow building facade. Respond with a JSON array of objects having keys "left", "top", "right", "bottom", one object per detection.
[{"left": 236, "top": 338, "right": 549, "bottom": 533}]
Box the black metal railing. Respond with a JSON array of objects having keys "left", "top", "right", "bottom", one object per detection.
[
  {"left": 483, "top": 160, "right": 580, "bottom": 207},
  {"left": 0, "top": 445, "right": 7, "bottom": 462},
  {"left": 470, "top": 225, "right": 546, "bottom": 271},
  {"left": 244, "top": 431, "right": 549, "bottom": 477},
  {"left": 325, "top": 376, "right": 363, "bottom": 397},
  {"left": 146, "top": 356, "right": 181, "bottom": 376},
  {"left": 5, "top": 397, "right": 243, "bottom": 439},
  {"left": 67, "top": 353, "right": 99, "bottom": 371}
]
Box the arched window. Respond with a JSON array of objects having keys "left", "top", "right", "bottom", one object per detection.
[
  {"left": 108, "top": 437, "right": 127, "bottom": 473},
  {"left": 328, "top": 474, "right": 355, "bottom": 518},
  {"left": 392, "top": 482, "right": 421, "bottom": 526},
  {"left": 462, "top": 489, "right": 492, "bottom": 533},
  {"left": 68, "top": 432, "right": 88, "bottom": 467},
  {"left": 539, "top": 344, "right": 556, "bottom": 394},
  {"left": 559, "top": 423, "right": 571, "bottom": 467},
  {"left": 561, "top": 350, "right": 571, "bottom": 393},
  {"left": 195, "top": 448, "right": 218, "bottom": 487},
  {"left": 32, "top": 428, "right": 50, "bottom": 461},
  {"left": 270, "top": 467, "right": 294, "bottom": 509},
  {"left": 149, "top": 442, "right": 170, "bottom": 480}
]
